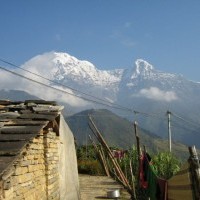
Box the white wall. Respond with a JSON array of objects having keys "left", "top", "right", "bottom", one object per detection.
[{"left": 58, "top": 115, "right": 80, "bottom": 200}]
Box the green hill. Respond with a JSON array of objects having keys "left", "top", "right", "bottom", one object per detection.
[{"left": 65, "top": 109, "right": 193, "bottom": 160}]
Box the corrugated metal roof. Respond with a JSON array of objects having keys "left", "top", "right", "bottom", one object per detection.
[{"left": 0, "top": 99, "right": 63, "bottom": 178}]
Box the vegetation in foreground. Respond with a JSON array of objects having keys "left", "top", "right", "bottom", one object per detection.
[
  {"left": 77, "top": 145, "right": 181, "bottom": 179},
  {"left": 77, "top": 145, "right": 181, "bottom": 199},
  {"left": 67, "top": 109, "right": 193, "bottom": 161}
]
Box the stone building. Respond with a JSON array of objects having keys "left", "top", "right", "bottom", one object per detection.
[{"left": 0, "top": 100, "right": 80, "bottom": 200}]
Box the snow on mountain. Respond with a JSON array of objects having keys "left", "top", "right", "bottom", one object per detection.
[
  {"left": 21, "top": 51, "right": 182, "bottom": 90},
  {"left": 118, "top": 58, "right": 180, "bottom": 100},
  {"left": 20, "top": 52, "right": 124, "bottom": 104},
  {"left": 128, "top": 59, "right": 178, "bottom": 84},
  {"left": 19, "top": 51, "right": 196, "bottom": 106},
  {"left": 1, "top": 51, "right": 200, "bottom": 147},
  {"left": 133, "top": 59, "right": 154, "bottom": 77},
  {"left": 23, "top": 52, "right": 123, "bottom": 86}
]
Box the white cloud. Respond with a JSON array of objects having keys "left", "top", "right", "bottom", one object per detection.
[
  {"left": 19, "top": 79, "right": 89, "bottom": 107},
  {"left": 0, "top": 69, "right": 23, "bottom": 90},
  {"left": 0, "top": 52, "right": 91, "bottom": 108},
  {"left": 138, "top": 87, "right": 178, "bottom": 102}
]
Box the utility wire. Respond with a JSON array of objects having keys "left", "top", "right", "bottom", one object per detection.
[
  {"left": 171, "top": 123, "right": 200, "bottom": 135},
  {"left": 0, "top": 58, "right": 174, "bottom": 120},
  {"left": 134, "top": 110, "right": 166, "bottom": 121},
  {"left": 172, "top": 112, "right": 200, "bottom": 128},
  {"left": 0, "top": 58, "right": 131, "bottom": 112},
  {"left": 0, "top": 58, "right": 167, "bottom": 119},
  {"left": 173, "top": 96, "right": 200, "bottom": 121},
  {"left": 0, "top": 65, "right": 135, "bottom": 112},
  {"left": 171, "top": 116, "right": 200, "bottom": 134}
]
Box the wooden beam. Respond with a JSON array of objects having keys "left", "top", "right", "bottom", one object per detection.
[
  {"left": 88, "top": 115, "right": 132, "bottom": 191},
  {"left": 89, "top": 135, "right": 110, "bottom": 177},
  {"left": 0, "top": 125, "right": 45, "bottom": 134}
]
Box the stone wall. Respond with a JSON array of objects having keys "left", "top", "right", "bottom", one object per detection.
[{"left": 0, "top": 129, "right": 60, "bottom": 200}]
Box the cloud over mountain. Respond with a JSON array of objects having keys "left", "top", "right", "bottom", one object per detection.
[
  {"left": 1, "top": 51, "right": 200, "bottom": 147},
  {"left": 139, "top": 87, "right": 178, "bottom": 102}
]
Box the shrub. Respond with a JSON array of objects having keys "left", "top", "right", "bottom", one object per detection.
[{"left": 78, "top": 159, "right": 105, "bottom": 175}]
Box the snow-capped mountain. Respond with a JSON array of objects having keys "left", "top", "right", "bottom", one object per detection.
[
  {"left": 1, "top": 51, "right": 200, "bottom": 147},
  {"left": 22, "top": 52, "right": 123, "bottom": 103}
]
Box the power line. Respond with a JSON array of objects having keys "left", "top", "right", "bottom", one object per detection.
[
  {"left": 0, "top": 58, "right": 130, "bottom": 112},
  {"left": 134, "top": 110, "right": 166, "bottom": 121},
  {"left": 0, "top": 65, "right": 134, "bottom": 112},
  {"left": 170, "top": 116, "right": 200, "bottom": 134},
  {"left": 173, "top": 95, "right": 200, "bottom": 121},
  {"left": 171, "top": 123, "right": 200, "bottom": 135},
  {"left": 0, "top": 58, "right": 169, "bottom": 120},
  {"left": 0, "top": 63, "right": 167, "bottom": 120},
  {"left": 172, "top": 112, "right": 200, "bottom": 128},
  {"left": 2, "top": 58, "right": 192, "bottom": 125}
]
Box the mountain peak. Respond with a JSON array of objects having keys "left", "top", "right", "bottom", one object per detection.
[
  {"left": 135, "top": 59, "right": 154, "bottom": 74},
  {"left": 128, "top": 59, "right": 155, "bottom": 79},
  {"left": 53, "top": 52, "right": 78, "bottom": 65},
  {"left": 53, "top": 52, "right": 95, "bottom": 70}
]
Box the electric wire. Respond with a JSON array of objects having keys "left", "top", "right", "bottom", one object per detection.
[
  {"left": 172, "top": 112, "right": 200, "bottom": 128},
  {"left": 171, "top": 123, "right": 200, "bottom": 135},
  {"left": 0, "top": 65, "right": 133, "bottom": 111},
  {"left": 1, "top": 58, "right": 198, "bottom": 131},
  {"left": 0, "top": 58, "right": 127, "bottom": 111},
  {"left": 170, "top": 116, "right": 200, "bottom": 134},
  {"left": 173, "top": 95, "right": 200, "bottom": 121},
  {"left": 134, "top": 110, "right": 166, "bottom": 121},
  {"left": 0, "top": 58, "right": 167, "bottom": 119},
  {"left": 2, "top": 58, "right": 200, "bottom": 149}
]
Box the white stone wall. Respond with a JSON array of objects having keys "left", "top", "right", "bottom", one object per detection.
[{"left": 59, "top": 115, "right": 80, "bottom": 200}]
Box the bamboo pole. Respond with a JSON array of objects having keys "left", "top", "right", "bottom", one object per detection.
[
  {"left": 88, "top": 120, "right": 127, "bottom": 186},
  {"left": 111, "top": 168, "right": 125, "bottom": 186},
  {"left": 130, "top": 159, "right": 137, "bottom": 199},
  {"left": 134, "top": 121, "right": 141, "bottom": 187},
  {"left": 88, "top": 116, "right": 132, "bottom": 191},
  {"left": 188, "top": 146, "right": 200, "bottom": 199},
  {"left": 99, "top": 145, "right": 110, "bottom": 176},
  {"left": 88, "top": 135, "right": 110, "bottom": 176},
  {"left": 134, "top": 121, "right": 140, "bottom": 162}
]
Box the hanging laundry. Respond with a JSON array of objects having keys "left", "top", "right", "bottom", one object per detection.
[
  {"left": 139, "top": 152, "right": 167, "bottom": 200},
  {"left": 139, "top": 152, "right": 148, "bottom": 189}
]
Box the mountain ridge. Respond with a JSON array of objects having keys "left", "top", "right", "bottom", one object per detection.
[
  {"left": 1, "top": 51, "right": 200, "bottom": 148},
  {"left": 66, "top": 109, "right": 192, "bottom": 160}
]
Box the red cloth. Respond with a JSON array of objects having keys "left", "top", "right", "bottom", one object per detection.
[{"left": 139, "top": 153, "right": 148, "bottom": 188}]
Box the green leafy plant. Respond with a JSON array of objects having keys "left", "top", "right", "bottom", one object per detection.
[{"left": 152, "top": 152, "right": 181, "bottom": 179}]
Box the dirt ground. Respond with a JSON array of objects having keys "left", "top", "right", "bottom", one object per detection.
[{"left": 79, "top": 174, "right": 131, "bottom": 200}]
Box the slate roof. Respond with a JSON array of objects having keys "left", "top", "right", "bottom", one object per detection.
[{"left": 0, "top": 99, "right": 64, "bottom": 178}]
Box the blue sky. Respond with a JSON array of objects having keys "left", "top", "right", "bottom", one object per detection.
[{"left": 1, "top": 0, "right": 200, "bottom": 81}]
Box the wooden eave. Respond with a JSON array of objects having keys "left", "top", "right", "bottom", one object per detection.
[{"left": 0, "top": 99, "right": 64, "bottom": 179}]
